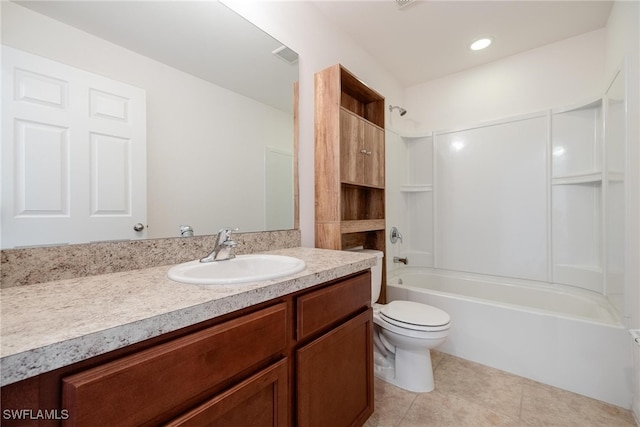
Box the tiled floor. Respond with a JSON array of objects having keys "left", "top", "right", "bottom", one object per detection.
[{"left": 364, "top": 352, "right": 637, "bottom": 427}]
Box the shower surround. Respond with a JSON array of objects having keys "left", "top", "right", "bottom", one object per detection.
[
  {"left": 385, "top": 73, "right": 631, "bottom": 407},
  {"left": 388, "top": 86, "right": 626, "bottom": 313}
]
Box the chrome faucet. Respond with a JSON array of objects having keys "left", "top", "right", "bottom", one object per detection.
[
  {"left": 393, "top": 256, "right": 408, "bottom": 265},
  {"left": 179, "top": 225, "right": 194, "bottom": 237},
  {"left": 200, "top": 227, "right": 238, "bottom": 263}
]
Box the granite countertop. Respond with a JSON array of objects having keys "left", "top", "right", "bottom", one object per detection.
[{"left": 0, "top": 247, "right": 376, "bottom": 387}]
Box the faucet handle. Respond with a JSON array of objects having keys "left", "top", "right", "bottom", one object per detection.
[
  {"left": 222, "top": 239, "right": 237, "bottom": 248},
  {"left": 180, "top": 225, "right": 194, "bottom": 237},
  {"left": 218, "top": 227, "right": 239, "bottom": 233},
  {"left": 217, "top": 227, "right": 239, "bottom": 240}
]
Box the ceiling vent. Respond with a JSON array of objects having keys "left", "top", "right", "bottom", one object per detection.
[
  {"left": 272, "top": 45, "right": 299, "bottom": 65},
  {"left": 395, "top": 0, "right": 416, "bottom": 9}
]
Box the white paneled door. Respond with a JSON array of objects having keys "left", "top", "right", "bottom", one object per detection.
[{"left": 1, "top": 47, "right": 147, "bottom": 248}]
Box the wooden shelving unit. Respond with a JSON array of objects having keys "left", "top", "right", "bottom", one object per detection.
[{"left": 314, "top": 64, "right": 387, "bottom": 301}]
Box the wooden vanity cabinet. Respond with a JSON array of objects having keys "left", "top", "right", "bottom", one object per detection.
[{"left": 0, "top": 271, "right": 373, "bottom": 427}]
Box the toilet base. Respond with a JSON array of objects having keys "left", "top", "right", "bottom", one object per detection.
[{"left": 373, "top": 347, "right": 435, "bottom": 393}]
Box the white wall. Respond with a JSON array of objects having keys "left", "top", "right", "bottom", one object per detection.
[
  {"left": 604, "top": 0, "right": 640, "bottom": 420},
  {"left": 1, "top": 2, "right": 293, "bottom": 239},
  {"left": 223, "top": 0, "right": 405, "bottom": 247},
  {"left": 403, "top": 29, "right": 605, "bottom": 132},
  {"left": 384, "top": 129, "right": 409, "bottom": 272}
]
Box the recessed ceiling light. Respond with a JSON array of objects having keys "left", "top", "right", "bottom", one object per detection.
[{"left": 470, "top": 37, "right": 493, "bottom": 51}]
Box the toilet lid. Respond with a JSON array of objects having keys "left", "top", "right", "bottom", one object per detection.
[{"left": 380, "top": 301, "right": 450, "bottom": 328}]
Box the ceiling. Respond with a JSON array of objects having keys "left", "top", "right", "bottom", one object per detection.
[
  {"left": 10, "top": 1, "right": 299, "bottom": 113},
  {"left": 310, "top": 0, "right": 614, "bottom": 87},
  {"left": 11, "top": 1, "right": 614, "bottom": 98}
]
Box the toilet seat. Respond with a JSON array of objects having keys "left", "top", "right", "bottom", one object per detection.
[{"left": 380, "top": 301, "right": 450, "bottom": 332}]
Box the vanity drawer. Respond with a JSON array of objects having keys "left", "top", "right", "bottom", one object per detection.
[
  {"left": 165, "top": 358, "right": 288, "bottom": 427},
  {"left": 62, "top": 303, "right": 287, "bottom": 427},
  {"left": 296, "top": 271, "right": 370, "bottom": 340}
]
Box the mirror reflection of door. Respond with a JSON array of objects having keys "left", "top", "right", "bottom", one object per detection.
[
  {"left": 1, "top": 47, "right": 147, "bottom": 248},
  {"left": 264, "top": 147, "right": 293, "bottom": 231}
]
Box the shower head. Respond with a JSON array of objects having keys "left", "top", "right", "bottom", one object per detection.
[{"left": 389, "top": 105, "right": 407, "bottom": 116}]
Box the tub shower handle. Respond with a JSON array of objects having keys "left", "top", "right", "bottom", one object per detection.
[{"left": 390, "top": 227, "right": 403, "bottom": 244}]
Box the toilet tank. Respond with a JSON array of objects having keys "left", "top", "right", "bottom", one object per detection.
[{"left": 347, "top": 249, "right": 384, "bottom": 302}]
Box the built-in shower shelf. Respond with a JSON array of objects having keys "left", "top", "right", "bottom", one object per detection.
[
  {"left": 552, "top": 172, "right": 602, "bottom": 185},
  {"left": 399, "top": 131, "right": 432, "bottom": 139},
  {"left": 400, "top": 185, "right": 432, "bottom": 193},
  {"left": 608, "top": 171, "right": 625, "bottom": 182}
]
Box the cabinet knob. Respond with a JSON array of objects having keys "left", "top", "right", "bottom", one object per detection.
[
  {"left": 360, "top": 149, "right": 372, "bottom": 155},
  {"left": 133, "top": 223, "right": 145, "bottom": 232}
]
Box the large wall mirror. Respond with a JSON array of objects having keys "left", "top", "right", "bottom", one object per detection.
[{"left": 1, "top": 1, "right": 299, "bottom": 249}]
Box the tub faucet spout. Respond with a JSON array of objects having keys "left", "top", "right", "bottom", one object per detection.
[{"left": 393, "top": 256, "right": 408, "bottom": 265}]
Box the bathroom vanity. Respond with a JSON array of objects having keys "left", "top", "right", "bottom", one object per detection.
[{"left": 0, "top": 248, "right": 376, "bottom": 427}]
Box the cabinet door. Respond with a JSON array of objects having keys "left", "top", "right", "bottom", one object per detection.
[
  {"left": 363, "top": 124, "right": 384, "bottom": 188},
  {"left": 296, "top": 309, "right": 374, "bottom": 427},
  {"left": 340, "top": 109, "right": 385, "bottom": 188},
  {"left": 340, "top": 109, "right": 364, "bottom": 185},
  {"left": 166, "top": 359, "right": 288, "bottom": 427}
]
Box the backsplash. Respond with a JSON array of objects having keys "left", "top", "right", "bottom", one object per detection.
[{"left": 1, "top": 230, "right": 301, "bottom": 288}]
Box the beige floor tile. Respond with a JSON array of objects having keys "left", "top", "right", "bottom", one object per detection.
[
  {"left": 398, "top": 389, "right": 519, "bottom": 427},
  {"left": 431, "top": 350, "right": 445, "bottom": 369},
  {"left": 365, "top": 354, "right": 636, "bottom": 427},
  {"left": 520, "top": 381, "right": 637, "bottom": 427},
  {"left": 433, "top": 354, "right": 525, "bottom": 419},
  {"left": 364, "top": 377, "right": 418, "bottom": 427}
]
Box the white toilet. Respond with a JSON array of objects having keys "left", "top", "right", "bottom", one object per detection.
[{"left": 355, "top": 249, "right": 451, "bottom": 393}]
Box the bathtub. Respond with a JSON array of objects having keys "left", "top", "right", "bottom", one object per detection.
[{"left": 387, "top": 268, "right": 633, "bottom": 408}]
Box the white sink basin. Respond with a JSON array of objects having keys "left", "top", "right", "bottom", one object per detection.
[{"left": 167, "top": 254, "right": 306, "bottom": 285}]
